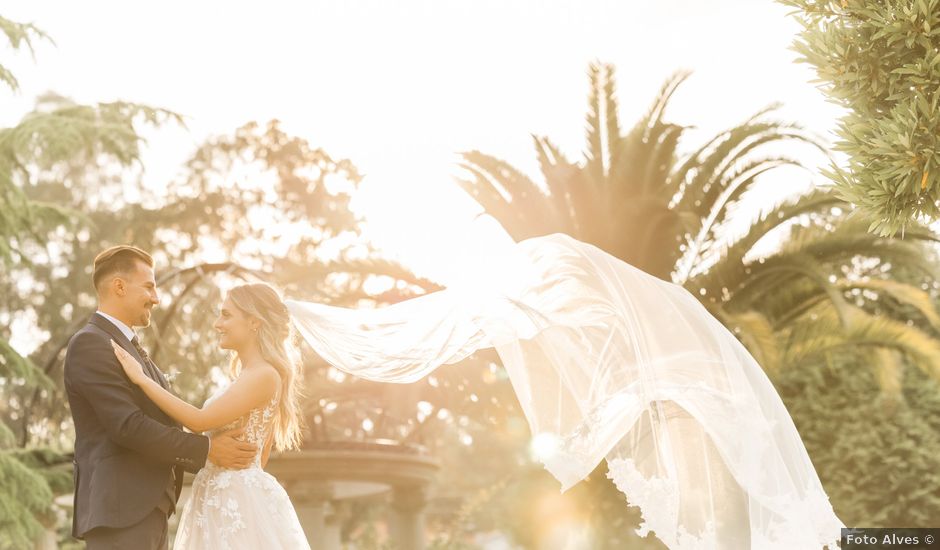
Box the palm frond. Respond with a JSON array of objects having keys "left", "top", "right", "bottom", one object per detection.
[
  {"left": 785, "top": 306, "right": 940, "bottom": 384},
  {"left": 680, "top": 157, "right": 804, "bottom": 280},
  {"left": 717, "top": 309, "right": 783, "bottom": 375},
  {"left": 732, "top": 251, "right": 855, "bottom": 325},
  {"left": 603, "top": 64, "right": 622, "bottom": 168},
  {"left": 638, "top": 71, "right": 690, "bottom": 138},
  {"left": 458, "top": 151, "right": 556, "bottom": 239},
  {"left": 685, "top": 188, "right": 844, "bottom": 287},
  {"left": 839, "top": 278, "right": 940, "bottom": 332},
  {"left": 699, "top": 128, "right": 820, "bottom": 216},
  {"left": 640, "top": 123, "right": 685, "bottom": 197},
  {"left": 532, "top": 135, "right": 578, "bottom": 235},
  {"left": 676, "top": 119, "right": 814, "bottom": 217},
  {"left": 584, "top": 62, "right": 605, "bottom": 182}
]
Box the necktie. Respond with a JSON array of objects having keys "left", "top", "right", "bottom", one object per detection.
[
  {"left": 131, "top": 336, "right": 164, "bottom": 387},
  {"left": 131, "top": 336, "right": 149, "bottom": 362}
]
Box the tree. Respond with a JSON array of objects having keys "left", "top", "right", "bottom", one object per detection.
[
  {"left": 460, "top": 68, "right": 823, "bottom": 282},
  {"left": 458, "top": 62, "right": 940, "bottom": 542},
  {"left": 780, "top": 0, "right": 940, "bottom": 236},
  {"left": 0, "top": 14, "right": 186, "bottom": 548},
  {"left": 777, "top": 352, "right": 940, "bottom": 526},
  {"left": 461, "top": 63, "right": 940, "bottom": 403}
]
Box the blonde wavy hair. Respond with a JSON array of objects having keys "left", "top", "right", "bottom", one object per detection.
[{"left": 225, "top": 283, "right": 304, "bottom": 451}]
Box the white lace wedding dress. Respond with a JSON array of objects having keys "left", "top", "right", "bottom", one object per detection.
[{"left": 173, "top": 387, "right": 311, "bottom": 550}]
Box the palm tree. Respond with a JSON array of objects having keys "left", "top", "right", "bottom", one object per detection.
[
  {"left": 459, "top": 61, "right": 940, "bottom": 545},
  {"left": 458, "top": 62, "right": 940, "bottom": 396}
]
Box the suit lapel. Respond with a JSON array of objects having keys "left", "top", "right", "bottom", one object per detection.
[{"left": 89, "top": 313, "right": 169, "bottom": 390}]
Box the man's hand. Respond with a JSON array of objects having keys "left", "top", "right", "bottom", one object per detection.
[{"left": 207, "top": 428, "right": 257, "bottom": 469}]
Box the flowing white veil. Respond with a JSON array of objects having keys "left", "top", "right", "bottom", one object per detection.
[{"left": 285, "top": 214, "right": 844, "bottom": 549}]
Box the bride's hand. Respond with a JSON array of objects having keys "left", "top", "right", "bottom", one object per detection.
[{"left": 111, "top": 340, "right": 146, "bottom": 385}]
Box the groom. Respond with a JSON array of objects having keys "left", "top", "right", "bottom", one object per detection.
[{"left": 64, "top": 245, "right": 257, "bottom": 549}]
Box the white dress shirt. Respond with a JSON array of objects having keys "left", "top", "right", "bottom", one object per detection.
[{"left": 95, "top": 310, "right": 137, "bottom": 342}]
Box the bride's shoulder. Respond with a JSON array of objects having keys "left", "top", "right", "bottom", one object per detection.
[{"left": 236, "top": 363, "right": 280, "bottom": 400}]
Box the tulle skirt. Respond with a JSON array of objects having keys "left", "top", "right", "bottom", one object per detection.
[{"left": 174, "top": 464, "right": 310, "bottom": 550}]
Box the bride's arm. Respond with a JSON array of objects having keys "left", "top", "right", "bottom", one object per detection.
[{"left": 111, "top": 340, "right": 279, "bottom": 433}]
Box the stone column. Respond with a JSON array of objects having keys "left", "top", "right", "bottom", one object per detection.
[
  {"left": 32, "top": 525, "right": 57, "bottom": 550},
  {"left": 323, "top": 503, "right": 343, "bottom": 550},
  {"left": 32, "top": 509, "right": 62, "bottom": 550},
  {"left": 390, "top": 485, "right": 428, "bottom": 550},
  {"left": 290, "top": 482, "right": 333, "bottom": 550}
]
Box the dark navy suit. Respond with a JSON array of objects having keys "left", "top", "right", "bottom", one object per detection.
[{"left": 64, "top": 313, "right": 209, "bottom": 547}]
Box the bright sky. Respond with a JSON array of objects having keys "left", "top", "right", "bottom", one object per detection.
[{"left": 4, "top": 0, "right": 843, "bottom": 282}]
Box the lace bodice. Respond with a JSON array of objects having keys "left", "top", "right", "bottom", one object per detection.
[
  {"left": 176, "top": 383, "right": 309, "bottom": 549},
  {"left": 204, "top": 384, "right": 278, "bottom": 469}
]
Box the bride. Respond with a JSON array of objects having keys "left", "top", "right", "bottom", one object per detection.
[{"left": 112, "top": 283, "right": 310, "bottom": 550}]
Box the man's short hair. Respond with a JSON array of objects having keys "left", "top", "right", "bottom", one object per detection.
[{"left": 93, "top": 245, "right": 154, "bottom": 291}]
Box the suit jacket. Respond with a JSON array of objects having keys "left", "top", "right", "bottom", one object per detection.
[{"left": 64, "top": 313, "right": 210, "bottom": 539}]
